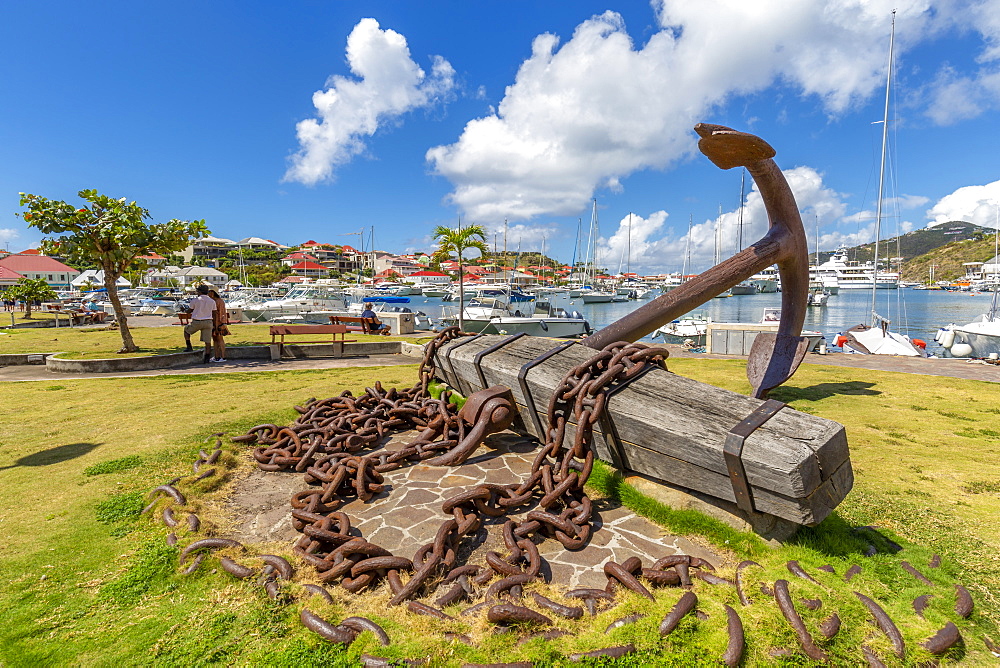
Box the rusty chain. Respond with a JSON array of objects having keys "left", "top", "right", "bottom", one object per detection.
[
  {"left": 226, "top": 329, "right": 669, "bottom": 605},
  {"left": 141, "top": 329, "right": 974, "bottom": 663}
]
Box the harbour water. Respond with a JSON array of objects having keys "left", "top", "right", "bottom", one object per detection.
[{"left": 406, "top": 288, "right": 997, "bottom": 353}]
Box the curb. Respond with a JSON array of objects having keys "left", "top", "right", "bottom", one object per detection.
[{"left": 42, "top": 341, "right": 425, "bottom": 374}]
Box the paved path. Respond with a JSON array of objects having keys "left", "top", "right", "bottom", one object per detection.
[
  {"left": 225, "top": 431, "right": 719, "bottom": 588},
  {"left": 2, "top": 332, "right": 997, "bottom": 383},
  {"left": 667, "top": 345, "right": 1000, "bottom": 383}
]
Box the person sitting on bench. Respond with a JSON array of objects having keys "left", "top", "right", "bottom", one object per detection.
[{"left": 359, "top": 305, "right": 388, "bottom": 333}]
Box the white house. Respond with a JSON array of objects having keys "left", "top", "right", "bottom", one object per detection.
[
  {"left": 172, "top": 266, "right": 228, "bottom": 288},
  {"left": 71, "top": 269, "right": 131, "bottom": 289},
  {"left": 405, "top": 270, "right": 451, "bottom": 285}
]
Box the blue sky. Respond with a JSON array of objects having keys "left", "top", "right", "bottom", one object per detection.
[{"left": 3, "top": 0, "right": 1000, "bottom": 274}]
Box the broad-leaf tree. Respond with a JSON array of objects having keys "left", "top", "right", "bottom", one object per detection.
[
  {"left": 6, "top": 278, "right": 57, "bottom": 318},
  {"left": 432, "top": 222, "right": 488, "bottom": 331},
  {"left": 18, "top": 189, "right": 208, "bottom": 352}
]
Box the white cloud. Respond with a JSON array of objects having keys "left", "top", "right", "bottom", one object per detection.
[
  {"left": 0, "top": 228, "right": 19, "bottom": 244},
  {"left": 586, "top": 166, "right": 851, "bottom": 274},
  {"left": 926, "top": 179, "right": 1000, "bottom": 228},
  {"left": 922, "top": 0, "right": 1000, "bottom": 123},
  {"left": 284, "top": 18, "right": 456, "bottom": 185},
  {"left": 427, "top": 1, "right": 960, "bottom": 224}
]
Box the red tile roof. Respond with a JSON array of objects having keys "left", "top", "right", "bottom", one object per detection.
[
  {"left": 0, "top": 266, "right": 24, "bottom": 281},
  {"left": 0, "top": 254, "right": 78, "bottom": 273},
  {"left": 290, "top": 261, "right": 326, "bottom": 270},
  {"left": 408, "top": 270, "right": 448, "bottom": 277}
]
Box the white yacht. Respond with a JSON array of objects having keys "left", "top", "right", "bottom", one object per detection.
[
  {"left": 748, "top": 267, "right": 780, "bottom": 293},
  {"left": 811, "top": 248, "right": 897, "bottom": 290},
  {"left": 483, "top": 301, "right": 591, "bottom": 338},
  {"left": 241, "top": 285, "right": 349, "bottom": 322}
]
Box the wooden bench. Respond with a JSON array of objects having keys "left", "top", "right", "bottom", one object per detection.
[
  {"left": 329, "top": 315, "right": 392, "bottom": 336},
  {"left": 268, "top": 324, "right": 356, "bottom": 357}
]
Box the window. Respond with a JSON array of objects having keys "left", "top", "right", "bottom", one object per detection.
[{"left": 48, "top": 274, "right": 53, "bottom": 281}]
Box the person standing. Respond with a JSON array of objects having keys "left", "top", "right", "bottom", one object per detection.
[
  {"left": 183, "top": 284, "right": 216, "bottom": 363},
  {"left": 207, "top": 288, "right": 229, "bottom": 362}
]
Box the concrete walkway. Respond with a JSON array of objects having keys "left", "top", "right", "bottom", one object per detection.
[
  {"left": 2, "top": 329, "right": 997, "bottom": 383},
  {"left": 668, "top": 346, "right": 1000, "bottom": 383},
  {"left": 0, "top": 353, "right": 422, "bottom": 382}
]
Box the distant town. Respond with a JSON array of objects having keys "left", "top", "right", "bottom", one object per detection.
[{"left": 0, "top": 235, "right": 679, "bottom": 291}]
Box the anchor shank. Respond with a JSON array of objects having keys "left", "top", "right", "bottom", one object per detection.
[{"left": 583, "top": 239, "right": 784, "bottom": 348}]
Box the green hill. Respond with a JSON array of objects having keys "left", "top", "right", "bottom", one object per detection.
[
  {"left": 819, "top": 220, "right": 997, "bottom": 283},
  {"left": 901, "top": 234, "right": 1000, "bottom": 282},
  {"left": 817, "top": 220, "right": 992, "bottom": 265}
]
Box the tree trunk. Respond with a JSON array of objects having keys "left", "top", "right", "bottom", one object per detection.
[
  {"left": 458, "top": 254, "right": 464, "bottom": 331},
  {"left": 24, "top": 302, "right": 32, "bottom": 318},
  {"left": 104, "top": 267, "right": 137, "bottom": 353}
]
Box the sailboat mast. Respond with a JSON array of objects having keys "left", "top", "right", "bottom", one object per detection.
[
  {"left": 584, "top": 200, "right": 596, "bottom": 285},
  {"left": 683, "top": 214, "right": 692, "bottom": 281},
  {"left": 871, "top": 10, "right": 895, "bottom": 325},
  {"left": 627, "top": 213, "right": 632, "bottom": 277},
  {"left": 737, "top": 170, "right": 746, "bottom": 252}
]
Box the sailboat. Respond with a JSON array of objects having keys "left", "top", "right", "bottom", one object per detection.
[
  {"left": 839, "top": 12, "right": 926, "bottom": 357},
  {"left": 580, "top": 199, "right": 615, "bottom": 303},
  {"left": 730, "top": 170, "right": 759, "bottom": 295}
]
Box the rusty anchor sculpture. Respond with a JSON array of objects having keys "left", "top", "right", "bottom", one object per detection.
[
  {"left": 149, "top": 124, "right": 973, "bottom": 665},
  {"left": 430, "top": 124, "right": 826, "bottom": 512},
  {"left": 430, "top": 122, "right": 813, "bottom": 471},
  {"left": 585, "top": 123, "right": 811, "bottom": 398}
]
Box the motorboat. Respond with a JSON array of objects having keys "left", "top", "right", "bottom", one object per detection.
[
  {"left": 934, "top": 286, "right": 1000, "bottom": 358},
  {"left": 580, "top": 290, "right": 615, "bottom": 304},
  {"left": 242, "top": 285, "right": 349, "bottom": 322},
  {"left": 482, "top": 301, "right": 591, "bottom": 338},
  {"left": 655, "top": 313, "right": 710, "bottom": 344},
  {"left": 748, "top": 267, "right": 780, "bottom": 293},
  {"left": 729, "top": 281, "right": 758, "bottom": 296},
  {"left": 807, "top": 282, "right": 830, "bottom": 307}
]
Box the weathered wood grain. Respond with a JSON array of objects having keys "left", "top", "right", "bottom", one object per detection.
[{"left": 435, "top": 335, "right": 853, "bottom": 526}]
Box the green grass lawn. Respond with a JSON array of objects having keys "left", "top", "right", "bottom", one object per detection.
[
  {"left": 0, "top": 358, "right": 997, "bottom": 665},
  {"left": 0, "top": 322, "right": 426, "bottom": 358}
]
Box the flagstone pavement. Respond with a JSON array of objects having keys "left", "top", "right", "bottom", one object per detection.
[{"left": 226, "top": 430, "right": 720, "bottom": 589}]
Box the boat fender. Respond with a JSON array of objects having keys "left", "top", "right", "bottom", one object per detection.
[
  {"left": 584, "top": 320, "right": 592, "bottom": 334},
  {"left": 951, "top": 343, "right": 974, "bottom": 358},
  {"left": 539, "top": 320, "right": 548, "bottom": 331},
  {"left": 935, "top": 329, "right": 954, "bottom": 347},
  {"left": 911, "top": 338, "right": 927, "bottom": 350}
]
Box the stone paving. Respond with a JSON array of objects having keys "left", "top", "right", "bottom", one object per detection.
[{"left": 227, "top": 430, "right": 719, "bottom": 588}]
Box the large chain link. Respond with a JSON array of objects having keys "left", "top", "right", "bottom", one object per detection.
[{"left": 231, "top": 330, "right": 668, "bottom": 606}]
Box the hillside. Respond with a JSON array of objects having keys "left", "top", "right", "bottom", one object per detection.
[
  {"left": 817, "top": 220, "right": 992, "bottom": 266},
  {"left": 901, "top": 234, "right": 1000, "bottom": 282}
]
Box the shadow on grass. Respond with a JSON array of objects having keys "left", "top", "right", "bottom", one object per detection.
[
  {"left": 0, "top": 442, "right": 102, "bottom": 471},
  {"left": 771, "top": 380, "right": 880, "bottom": 402}
]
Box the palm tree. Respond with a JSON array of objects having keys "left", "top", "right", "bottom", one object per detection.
[{"left": 432, "top": 222, "right": 489, "bottom": 331}]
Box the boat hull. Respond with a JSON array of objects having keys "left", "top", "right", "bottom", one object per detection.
[{"left": 483, "top": 317, "right": 589, "bottom": 338}]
